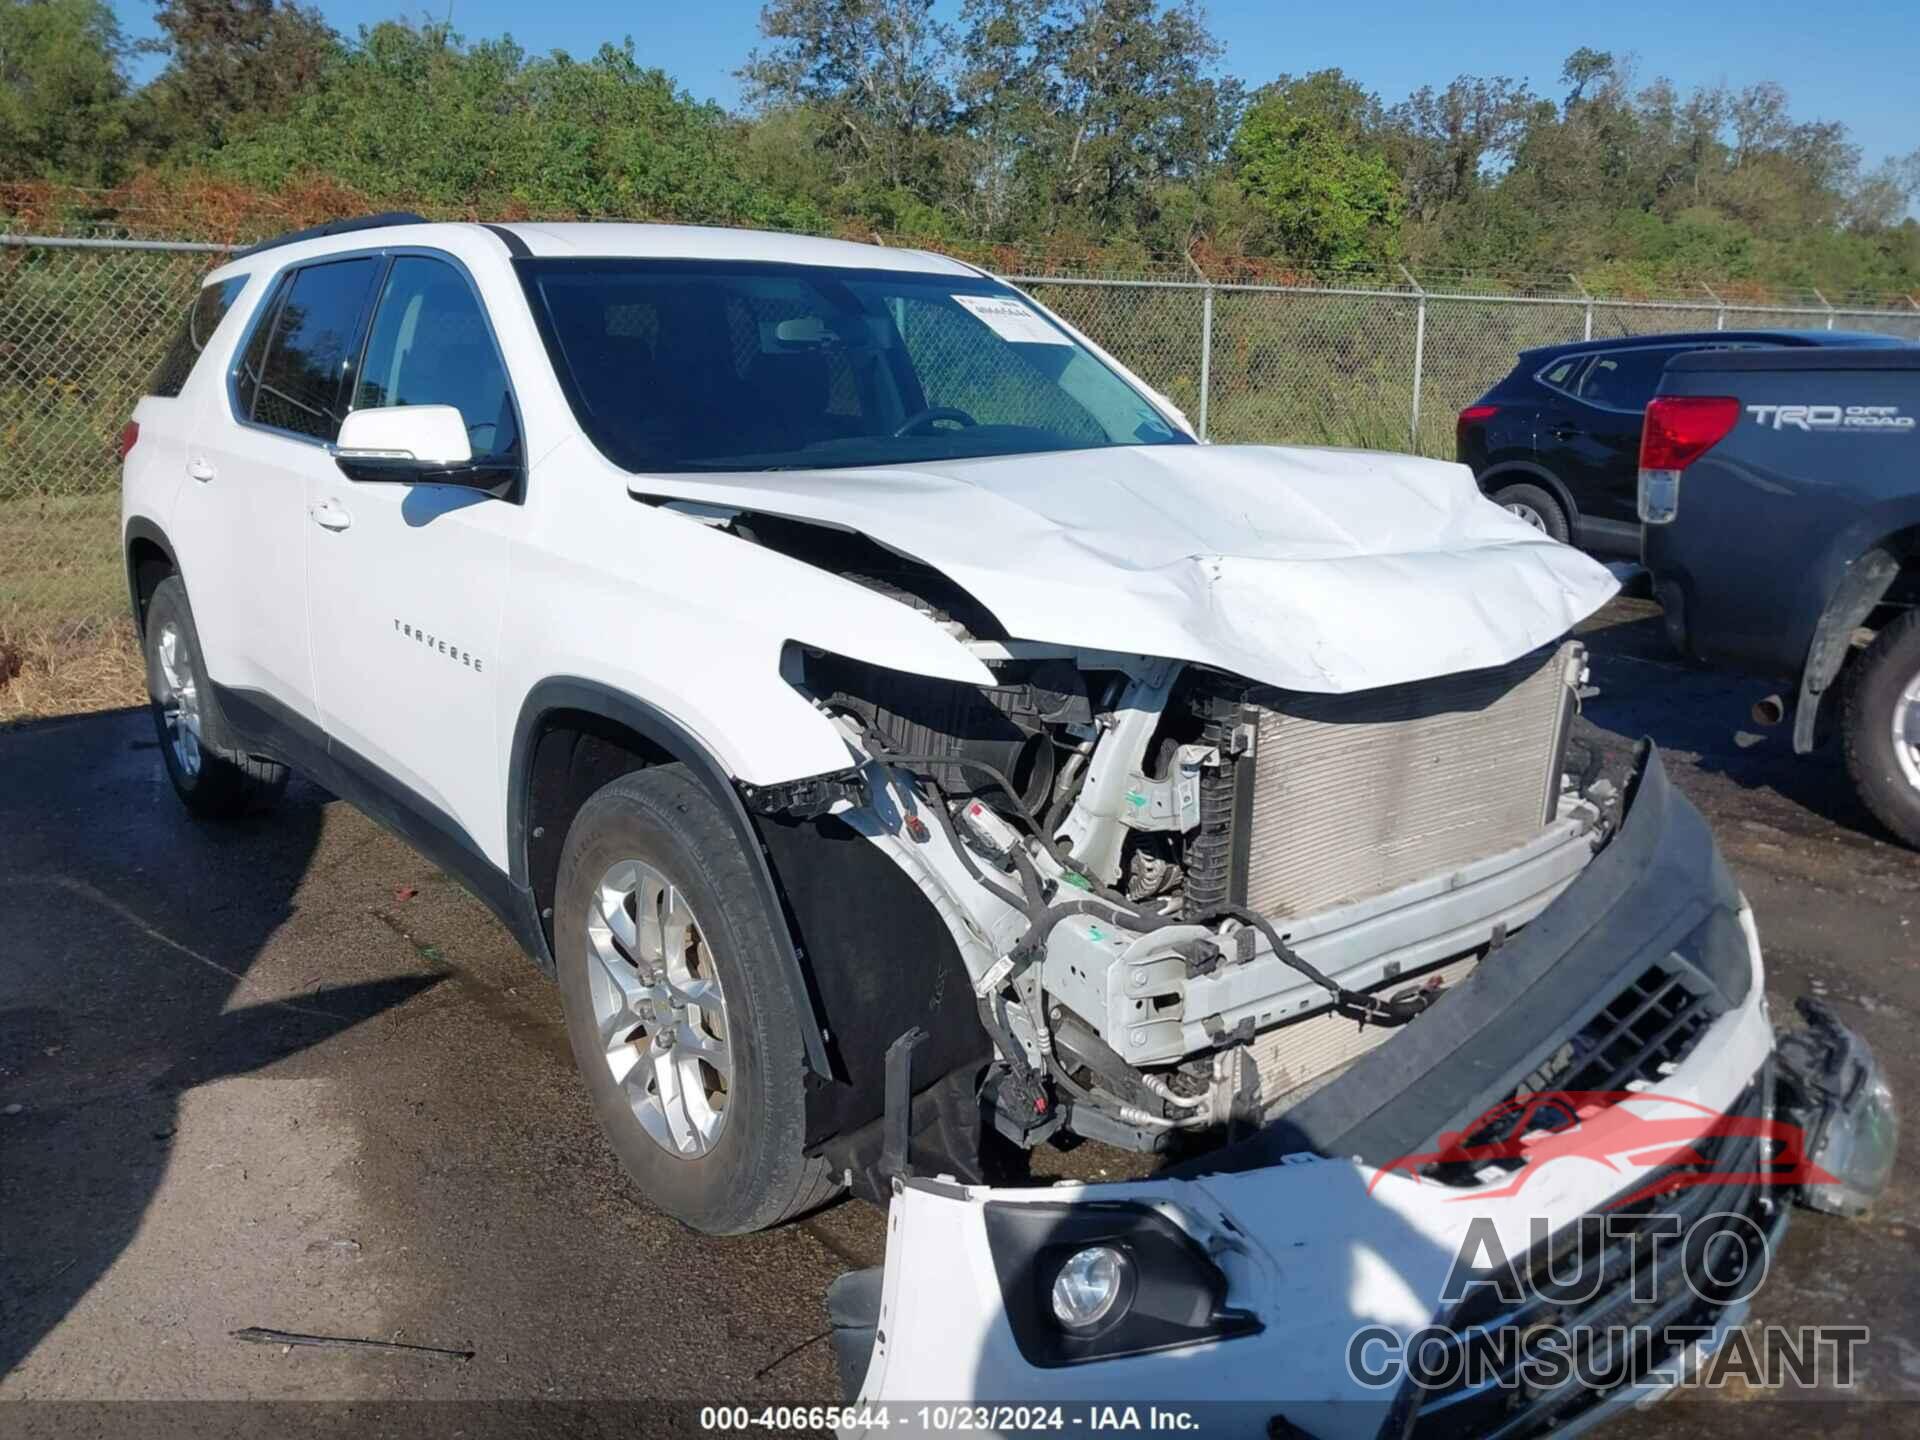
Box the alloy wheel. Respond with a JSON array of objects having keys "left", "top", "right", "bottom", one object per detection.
[
  {"left": 1895, "top": 669, "right": 1920, "bottom": 795},
  {"left": 584, "top": 859, "right": 732, "bottom": 1158},
  {"left": 1504, "top": 501, "right": 1548, "bottom": 533},
  {"left": 154, "top": 621, "right": 203, "bottom": 779}
]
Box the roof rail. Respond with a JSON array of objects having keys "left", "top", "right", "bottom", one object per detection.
[{"left": 234, "top": 211, "right": 431, "bottom": 260}]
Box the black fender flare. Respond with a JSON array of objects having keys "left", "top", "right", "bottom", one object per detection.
[
  {"left": 1477, "top": 460, "right": 1579, "bottom": 528},
  {"left": 1793, "top": 546, "right": 1902, "bottom": 754},
  {"left": 506, "top": 677, "right": 834, "bottom": 1079},
  {"left": 122, "top": 514, "right": 177, "bottom": 634}
]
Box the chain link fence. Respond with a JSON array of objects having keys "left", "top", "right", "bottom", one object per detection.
[
  {"left": 1, "top": 235, "right": 239, "bottom": 717},
  {"left": 5, "top": 226, "right": 1920, "bottom": 718},
  {"left": 1013, "top": 273, "right": 1920, "bottom": 456}
]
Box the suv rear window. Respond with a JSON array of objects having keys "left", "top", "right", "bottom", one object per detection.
[{"left": 147, "top": 277, "right": 246, "bottom": 398}]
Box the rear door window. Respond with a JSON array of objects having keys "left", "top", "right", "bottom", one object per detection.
[
  {"left": 247, "top": 257, "right": 383, "bottom": 441},
  {"left": 1577, "top": 347, "right": 1682, "bottom": 412},
  {"left": 148, "top": 277, "right": 246, "bottom": 398}
]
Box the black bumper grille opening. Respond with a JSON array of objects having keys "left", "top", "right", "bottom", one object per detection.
[
  {"left": 1394, "top": 1070, "right": 1785, "bottom": 1440},
  {"left": 1426, "top": 961, "right": 1721, "bottom": 1188}
]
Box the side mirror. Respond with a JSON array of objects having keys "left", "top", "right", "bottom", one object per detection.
[{"left": 333, "top": 405, "right": 518, "bottom": 497}]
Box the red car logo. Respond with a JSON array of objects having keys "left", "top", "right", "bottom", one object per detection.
[{"left": 1368, "top": 1090, "right": 1836, "bottom": 1207}]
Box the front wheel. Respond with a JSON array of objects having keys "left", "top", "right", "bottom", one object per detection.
[
  {"left": 553, "top": 765, "right": 837, "bottom": 1233},
  {"left": 1842, "top": 608, "right": 1920, "bottom": 849}
]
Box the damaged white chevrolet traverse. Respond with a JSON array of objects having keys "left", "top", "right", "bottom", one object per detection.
[{"left": 122, "top": 216, "right": 1893, "bottom": 1434}]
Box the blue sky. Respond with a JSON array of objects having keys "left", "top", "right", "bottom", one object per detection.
[{"left": 113, "top": 0, "right": 1919, "bottom": 172}]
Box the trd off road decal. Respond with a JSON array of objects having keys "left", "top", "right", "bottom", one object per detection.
[{"left": 1746, "top": 403, "right": 1915, "bottom": 432}]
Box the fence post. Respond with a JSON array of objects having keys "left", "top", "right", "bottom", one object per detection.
[
  {"left": 1399, "top": 264, "right": 1425, "bottom": 451},
  {"left": 1183, "top": 248, "right": 1214, "bottom": 441},
  {"left": 1197, "top": 284, "right": 1214, "bottom": 441},
  {"left": 1569, "top": 274, "right": 1593, "bottom": 340},
  {"left": 1813, "top": 288, "right": 1835, "bottom": 331},
  {"left": 1701, "top": 281, "right": 1726, "bottom": 331}
]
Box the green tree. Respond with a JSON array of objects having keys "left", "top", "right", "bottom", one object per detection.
[
  {"left": 208, "top": 22, "right": 823, "bottom": 229},
  {"left": 139, "top": 0, "right": 340, "bottom": 153},
  {"left": 948, "top": 0, "right": 1237, "bottom": 240},
  {"left": 739, "top": 0, "right": 953, "bottom": 209},
  {"left": 0, "top": 0, "right": 129, "bottom": 182},
  {"left": 1229, "top": 71, "right": 1402, "bottom": 268},
  {"left": 1383, "top": 76, "right": 1536, "bottom": 224}
]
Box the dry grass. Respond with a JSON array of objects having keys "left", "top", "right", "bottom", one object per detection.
[
  {"left": 1, "top": 494, "right": 145, "bottom": 726},
  {"left": 0, "top": 614, "right": 145, "bottom": 725}
]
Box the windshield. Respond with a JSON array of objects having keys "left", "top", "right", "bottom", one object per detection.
[{"left": 518, "top": 258, "right": 1190, "bottom": 473}]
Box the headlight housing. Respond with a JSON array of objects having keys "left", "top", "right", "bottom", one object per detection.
[{"left": 983, "top": 1201, "right": 1260, "bottom": 1367}]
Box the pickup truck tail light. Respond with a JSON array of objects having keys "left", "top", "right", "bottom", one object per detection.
[
  {"left": 118, "top": 420, "right": 140, "bottom": 462},
  {"left": 1638, "top": 395, "right": 1738, "bottom": 524}
]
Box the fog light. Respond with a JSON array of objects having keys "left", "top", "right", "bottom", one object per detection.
[{"left": 1050, "top": 1245, "right": 1128, "bottom": 1329}]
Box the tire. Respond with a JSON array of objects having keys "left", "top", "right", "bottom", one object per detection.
[
  {"left": 143, "top": 575, "right": 288, "bottom": 819},
  {"left": 1842, "top": 608, "right": 1920, "bottom": 849},
  {"left": 1490, "top": 482, "right": 1572, "bottom": 544},
  {"left": 554, "top": 765, "right": 837, "bottom": 1233}
]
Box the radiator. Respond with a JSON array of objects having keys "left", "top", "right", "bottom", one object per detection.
[
  {"left": 1248, "top": 954, "right": 1482, "bottom": 1113},
  {"left": 1238, "top": 642, "right": 1578, "bottom": 919}
]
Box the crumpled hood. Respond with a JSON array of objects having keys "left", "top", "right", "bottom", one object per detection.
[{"left": 633, "top": 443, "right": 1618, "bottom": 692}]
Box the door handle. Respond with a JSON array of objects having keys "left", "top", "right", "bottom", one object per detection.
[
  {"left": 188, "top": 459, "right": 216, "bottom": 483},
  {"left": 311, "top": 499, "right": 353, "bottom": 532}
]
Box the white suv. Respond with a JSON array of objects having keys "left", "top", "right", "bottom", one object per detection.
[{"left": 123, "top": 215, "right": 1855, "bottom": 1423}]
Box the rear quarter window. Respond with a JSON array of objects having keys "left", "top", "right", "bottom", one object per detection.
[
  {"left": 1536, "top": 357, "right": 1587, "bottom": 396},
  {"left": 1578, "top": 347, "right": 1683, "bottom": 411},
  {"left": 147, "top": 276, "right": 247, "bottom": 398}
]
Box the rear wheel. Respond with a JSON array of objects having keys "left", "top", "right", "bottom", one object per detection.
[
  {"left": 1842, "top": 608, "right": 1920, "bottom": 848},
  {"left": 143, "top": 576, "right": 287, "bottom": 818},
  {"left": 1490, "top": 482, "right": 1571, "bottom": 544},
  {"left": 554, "top": 765, "right": 837, "bottom": 1233}
]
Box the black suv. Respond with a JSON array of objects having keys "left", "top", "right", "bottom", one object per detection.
[{"left": 1457, "top": 330, "right": 1911, "bottom": 554}]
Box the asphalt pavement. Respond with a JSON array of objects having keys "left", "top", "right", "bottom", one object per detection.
[{"left": 2, "top": 596, "right": 1918, "bottom": 1436}]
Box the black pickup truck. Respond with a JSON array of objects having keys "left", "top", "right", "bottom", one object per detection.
[{"left": 1641, "top": 345, "right": 1920, "bottom": 845}]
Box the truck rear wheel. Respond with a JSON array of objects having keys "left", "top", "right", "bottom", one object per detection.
[
  {"left": 553, "top": 765, "right": 837, "bottom": 1233},
  {"left": 1842, "top": 608, "right": 1920, "bottom": 849}
]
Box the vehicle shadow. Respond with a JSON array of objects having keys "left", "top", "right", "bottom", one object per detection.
[
  {"left": 1576, "top": 607, "right": 1891, "bottom": 842},
  {"left": 0, "top": 706, "right": 441, "bottom": 1381}
]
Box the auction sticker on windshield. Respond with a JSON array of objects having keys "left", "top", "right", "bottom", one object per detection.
[{"left": 952, "top": 294, "right": 1072, "bottom": 345}]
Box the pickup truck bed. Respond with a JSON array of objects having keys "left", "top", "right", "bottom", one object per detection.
[{"left": 1642, "top": 344, "right": 1920, "bottom": 844}]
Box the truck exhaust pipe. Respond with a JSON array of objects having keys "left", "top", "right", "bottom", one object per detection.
[{"left": 1752, "top": 694, "right": 1788, "bottom": 728}]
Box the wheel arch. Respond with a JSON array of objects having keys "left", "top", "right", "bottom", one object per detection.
[
  {"left": 123, "top": 515, "right": 177, "bottom": 638},
  {"left": 508, "top": 677, "right": 834, "bottom": 1079},
  {"left": 509, "top": 679, "right": 999, "bottom": 1180},
  {"left": 1793, "top": 523, "right": 1920, "bottom": 754},
  {"left": 1478, "top": 461, "right": 1579, "bottom": 528}
]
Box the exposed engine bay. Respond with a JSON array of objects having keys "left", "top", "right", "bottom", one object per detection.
[{"left": 731, "top": 514, "right": 1613, "bottom": 1164}]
